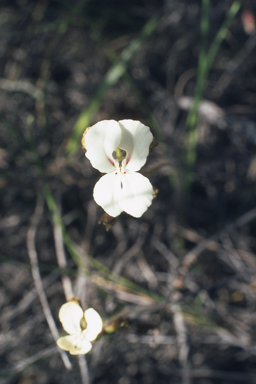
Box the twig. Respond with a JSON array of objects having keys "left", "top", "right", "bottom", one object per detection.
[
  {"left": 104, "top": 224, "right": 148, "bottom": 311},
  {"left": 152, "top": 239, "right": 178, "bottom": 269},
  {"left": 179, "top": 206, "right": 256, "bottom": 277},
  {"left": 127, "top": 334, "right": 176, "bottom": 345},
  {"left": 171, "top": 368, "right": 255, "bottom": 382},
  {"left": 0, "top": 78, "right": 43, "bottom": 100},
  {"left": 113, "top": 226, "right": 147, "bottom": 275},
  {"left": 220, "top": 234, "right": 251, "bottom": 281},
  {"left": 173, "top": 309, "right": 190, "bottom": 384},
  {"left": 136, "top": 251, "right": 158, "bottom": 289},
  {"left": 26, "top": 193, "right": 72, "bottom": 370},
  {"left": 0, "top": 271, "right": 58, "bottom": 324},
  {"left": 212, "top": 32, "right": 256, "bottom": 98},
  {"left": 78, "top": 355, "right": 90, "bottom": 384},
  {"left": 0, "top": 346, "right": 58, "bottom": 375}
]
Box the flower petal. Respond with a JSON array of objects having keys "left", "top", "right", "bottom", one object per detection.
[
  {"left": 57, "top": 335, "right": 74, "bottom": 351},
  {"left": 84, "top": 308, "right": 103, "bottom": 341},
  {"left": 83, "top": 120, "right": 121, "bottom": 173},
  {"left": 70, "top": 339, "right": 92, "bottom": 355},
  {"left": 57, "top": 335, "right": 92, "bottom": 355},
  {"left": 119, "top": 171, "right": 153, "bottom": 217},
  {"left": 93, "top": 172, "right": 123, "bottom": 217},
  {"left": 118, "top": 120, "right": 153, "bottom": 172},
  {"left": 59, "top": 301, "right": 83, "bottom": 335},
  {"left": 117, "top": 122, "right": 133, "bottom": 159}
]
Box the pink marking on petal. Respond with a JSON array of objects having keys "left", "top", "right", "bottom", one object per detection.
[
  {"left": 126, "top": 155, "right": 131, "bottom": 165},
  {"left": 107, "top": 157, "right": 115, "bottom": 166}
]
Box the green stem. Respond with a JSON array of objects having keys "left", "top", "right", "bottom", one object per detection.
[{"left": 184, "top": 0, "right": 241, "bottom": 187}]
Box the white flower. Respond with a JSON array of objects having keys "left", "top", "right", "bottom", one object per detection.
[
  {"left": 82, "top": 119, "right": 154, "bottom": 218},
  {"left": 57, "top": 301, "right": 103, "bottom": 355}
]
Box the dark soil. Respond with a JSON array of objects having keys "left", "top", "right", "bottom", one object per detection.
[{"left": 1, "top": 0, "right": 256, "bottom": 383}]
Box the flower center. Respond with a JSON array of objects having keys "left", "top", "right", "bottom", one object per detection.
[
  {"left": 112, "top": 148, "right": 126, "bottom": 163},
  {"left": 80, "top": 316, "right": 87, "bottom": 331},
  {"left": 112, "top": 147, "right": 127, "bottom": 177}
]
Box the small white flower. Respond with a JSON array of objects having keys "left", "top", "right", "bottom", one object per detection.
[
  {"left": 82, "top": 119, "right": 154, "bottom": 218},
  {"left": 57, "top": 301, "right": 103, "bottom": 355}
]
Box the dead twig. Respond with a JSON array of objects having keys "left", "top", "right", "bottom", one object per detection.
[
  {"left": 113, "top": 224, "right": 148, "bottom": 275},
  {"left": 0, "top": 345, "right": 58, "bottom": 375},
  {"left": 78, "top": 355, "right": 90, "bottom": 384},
  {"left": 212, "top": 32, "right": 256, "bottom": 98},
  {"left": 136, "top": 250, "right": 158, "bottom": 289},
  {"left": 0, "top": 271, "right": 58, "bottom": 324},
  {"left": 173, "top": 309, "right": 191, "bottom": 384},
  {"left": 179, "top": 206, "right": 256, "bottom": 277},
  {"left": 0, "top": 78, "right": 43, "bottom": 100},
  {"left": 152, "top": 239, "right": 179, "bottom": 269}
]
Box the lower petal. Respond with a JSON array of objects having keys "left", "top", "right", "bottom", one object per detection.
[
  {"left": 93, "top": 173, "right": 123, "bottom": 217},
  {"left": 120, "top": 172, "right": 153, "bottom": 218},
  {"left": 57, "top": 335, "right": 92, "bottom": 355},
  {"left": 57, "top": 336, "right": 74, "bottom": 352},
  {"left": 70, "top": 340, "right": 92, "bottom": 355}
]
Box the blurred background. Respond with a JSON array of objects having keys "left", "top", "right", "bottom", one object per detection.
[{"left": 1, "top": 0, "right": 256, "bottom": 383}]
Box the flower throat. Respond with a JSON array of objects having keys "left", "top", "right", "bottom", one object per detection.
[{"left": 112, "top": 147, "right": 126, "bottom": 164}]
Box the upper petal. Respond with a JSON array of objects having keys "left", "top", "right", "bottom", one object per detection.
[
  {"left": 118, "top": 120, "right": 153, "bottom": 172},
  {"left": 119, "top": 171, "right": 153, "bottom": 218},
  {"left": 83, "top": 120, "right": 121, "bottom": 173},
  {"left": 59, "top": 301, "right": 83, "bottom": 335},
  {"left": 93, "top": 172, "right": 123, "bottom": 217},
  {"left": 84, "top": 308, "right": 103, "bottom": 341}
]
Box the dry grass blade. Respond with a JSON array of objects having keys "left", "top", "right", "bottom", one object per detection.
[
  {"left": 53, "top": 194, "right": 73, "bottom": 300},
  {"left": 53, "top": 195, "right": 91, "bottom": 382},
  {"left": 26, "top": 193, "right": 72, "bottom": 370}
]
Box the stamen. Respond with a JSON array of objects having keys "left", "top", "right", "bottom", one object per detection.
[
  {"left": 80, "top": 316, "right": 87, "bottom": 330},
  {"left": 121, "top": 182, "right": 123, "bottom": 189}
]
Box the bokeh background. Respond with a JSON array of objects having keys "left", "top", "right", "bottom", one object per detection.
[{"left": 1, "top": 0, "right": 256, "bottom": 383}]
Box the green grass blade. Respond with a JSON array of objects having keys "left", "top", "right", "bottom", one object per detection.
[
  {"left": 184, "top": 0, "right": 240, "bottom": 179},
  {"left": 66, "top": 15, "right": 160, "bottom": 156},
  {"left": 207, "top": 0, "right": 241, "bottom": 72}
]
